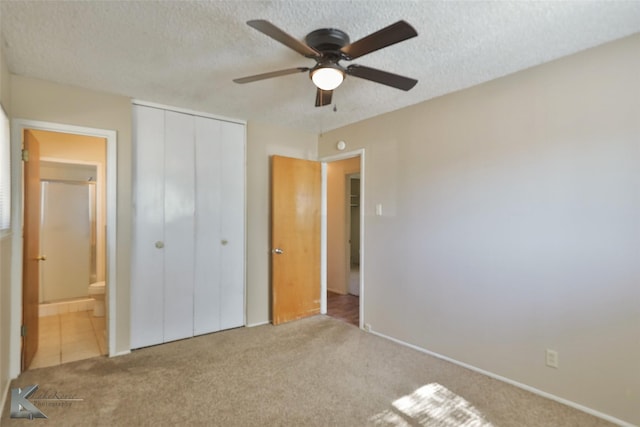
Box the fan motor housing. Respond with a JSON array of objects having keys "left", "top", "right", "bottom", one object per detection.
[{"left": 305, "top": 28, "right": 350, "bottom": 53}]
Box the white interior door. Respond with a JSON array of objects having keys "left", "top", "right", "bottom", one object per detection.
[
  {"left": 163, "top": 111, "right": 195, "bottom": 342},
  {"left": 193, "top": 116, "right": 222, "bottom": 335},
  {"left": 193, "top": 118, "right": 245, "bottom": 333},
  {"left": 219, "top": 121, "right": 245, "bottom": 329},
  {"left": 131, "top": 105, "right": 166, "bottom": 348}
]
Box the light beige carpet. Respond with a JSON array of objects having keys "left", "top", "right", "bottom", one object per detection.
[{"left": 2, "top": 315, "right": 616, "bottom": 426}]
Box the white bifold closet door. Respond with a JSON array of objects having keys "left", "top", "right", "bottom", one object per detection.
[
  {"left": 131, "top": 105, "right": 165, "bottom": 348},
  {"left": 131, "top": 104, "right": 245, "bottom": 349},
  {"left": 193, "top": 116, "right": 245, "bottom": 334},
  {"left": 163, "top": 111, "right": 196, "bottom": 342}
]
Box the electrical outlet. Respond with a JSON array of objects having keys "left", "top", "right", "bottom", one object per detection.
[{"left": 546, "top": 349, "right": 559, "bottom": 368}]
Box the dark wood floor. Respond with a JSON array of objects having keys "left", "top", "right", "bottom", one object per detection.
[{"left": 327, "top": 291, "right": 359, "bottom": 327}]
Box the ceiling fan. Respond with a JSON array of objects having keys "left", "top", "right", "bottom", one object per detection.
[{"left": 233, "top": 19, "right": 418, "bottom": 107}]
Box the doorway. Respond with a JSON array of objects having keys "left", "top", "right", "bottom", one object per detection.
[
  {"left": 29, "top": 132, "right": 107, "bottom": 369},
  {"left": 323, "top": 153, "right": 363, "bottom": 328},
  {"left": 10, "top": 120, "right": 117, "bottom": 376},
  {"left": 268, "top": 150, "right": 365, "bottom": 329}
]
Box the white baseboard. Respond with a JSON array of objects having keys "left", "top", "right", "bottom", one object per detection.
[
  {"left": 368, "top": 328, "right": 633, "bottom": 427},
  {"left": 39, "top": 299, "right": 94, "bottom": 317},
  {"left": 246, "top": 321, "right": 270, "bottom": 328},
  {"left": 109, "top": 350, "right": 131, "bottom": 358}
]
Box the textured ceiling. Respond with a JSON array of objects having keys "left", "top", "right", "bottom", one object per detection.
[{"left": 1, "top": 1, "right": 639, "bottom": 133}]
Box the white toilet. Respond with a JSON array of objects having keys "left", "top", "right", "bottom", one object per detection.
[{"left": 88, "top": 281, "right": 106, "bottom": 317}]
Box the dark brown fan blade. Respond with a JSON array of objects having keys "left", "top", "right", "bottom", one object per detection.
[
  {"left": 233, "top": 67, "right": 309, "bottom": 84},
  {"left": 346, "top": 64, "right": 417, "bottom": 91},
  {"left": 315, "top": 88, "right": 333, "bottom": 107},
  {"left": 340, "top": 21, "right": 417, "bottom": 60},
  {"left": 247, "top": 20, "right": 320, "bottom": 58}
]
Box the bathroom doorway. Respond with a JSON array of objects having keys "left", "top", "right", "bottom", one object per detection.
[{"left": 25, "top": 130, "right": 108, "bottom": 369}]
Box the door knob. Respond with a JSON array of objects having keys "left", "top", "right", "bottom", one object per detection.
[
  {"left": 272, "top": 248, "right": 283, "bottom": 255},
  {"left": 221, "top": 239, "right": 228, "bottom": 246},
  {"left": 36, "top": 255, "right": 47, "bottom": 261},
  {"left": 155, "top": 241, "right": 164, "bottom": 249}
]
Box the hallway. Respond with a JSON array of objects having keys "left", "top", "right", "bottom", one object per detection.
[{"left": 326, "top": 291, "right": 359, "bottom": 327}]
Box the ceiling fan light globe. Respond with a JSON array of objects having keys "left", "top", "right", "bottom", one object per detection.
[{"left": 311, "top": 67, "right": 344, "bottom": 91}]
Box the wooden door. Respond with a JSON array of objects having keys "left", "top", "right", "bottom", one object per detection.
[
  {"left": 271, "top": 155, "right": 321, "bottom": 325},
  {"left": 22, "top": 130, "right": 41, "bottom": 371}
]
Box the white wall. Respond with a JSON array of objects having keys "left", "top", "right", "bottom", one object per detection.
[
  {"left": 245, "top": 121, "right": 317, "bottom": 326},
  {"left": 318, "top": 34, "right": 640, "bottom": 425}
]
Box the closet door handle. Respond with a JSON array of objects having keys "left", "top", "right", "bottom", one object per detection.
[
  {"left": 273, "top": 248, "right": 283, "bottom": 255},
  {"left": 36, "top": 255, "right": 47, "bottom": 261},
  {"left": 155, "top": 241, "right": 164, "bottom": 249}
]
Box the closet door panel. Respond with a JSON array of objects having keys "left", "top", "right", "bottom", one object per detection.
[
  {"left": 163, "top": 111, "right": 196, "bottom": 342},
  {"left": 131, "top": 105, "right": 165, "bottom": 349},
  {"left": 219, "top": 122, "right": 245, "bottom": 329},
  {"left": 193, "top": 116, "right": 222, "bottom": 335}
]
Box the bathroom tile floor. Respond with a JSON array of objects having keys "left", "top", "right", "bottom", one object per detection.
[{"left": 29, "top": 310, "right": 107, "bottom": 370}]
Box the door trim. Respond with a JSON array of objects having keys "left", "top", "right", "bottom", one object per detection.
[
  {"left": 132, "top": 99, "right": 247, "bottom": 126},
  {"left": 10, "top": 119, "right": 117, "bottom": 377},
  {"left": 320, "top": 149, "right": 365, "bottom": 329}
]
